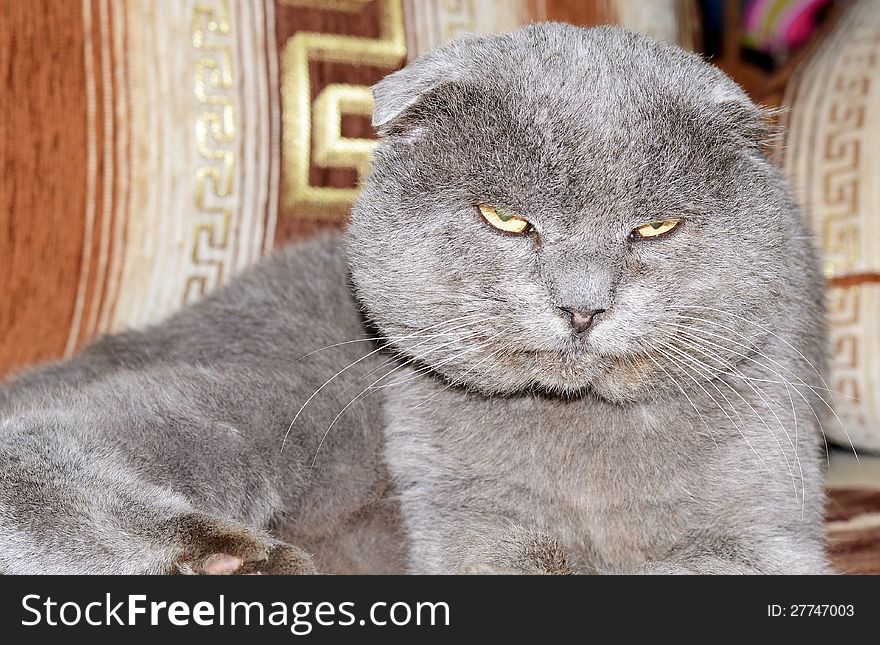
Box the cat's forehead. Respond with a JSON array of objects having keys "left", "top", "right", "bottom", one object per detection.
[
  {"left": 469, "top": 25, "right": 713, "bottom": 106},
  {"left": 444, "top": 29, "right": 727, "bottom": 155},
  {"left": 450, "top": 87, "right": 714, "bottom": 213},
  {"left": 375, "top": 24, "right": 759, "bottom": 213}
]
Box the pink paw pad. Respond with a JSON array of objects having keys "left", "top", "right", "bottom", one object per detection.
[{"left": 201, "top": 553, "right": 243, "bottom": 575}]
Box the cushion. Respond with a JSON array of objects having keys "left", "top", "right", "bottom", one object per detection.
[{"left": 780, "top": 0, "right": 880, "bottom": 452}]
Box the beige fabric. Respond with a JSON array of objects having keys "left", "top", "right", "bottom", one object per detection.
[
  {"left": 402, "top": 0, "right": 532, "bottom": 59},
  {"left": 94, "top": 0, "right": 279, "bottom": 333},
  {"left": 780, "top": 0, "right": 880, "bottom": 451},
  {"left": 68, "top": 0, "right": 279, "bottom": 344},
  {"left": 0, "top": 0, "right": 281, "bottom": 378}
]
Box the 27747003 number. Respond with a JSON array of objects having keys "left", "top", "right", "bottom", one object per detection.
[{"left": 768, "top": 604, "right": 854, "bottom": 617}]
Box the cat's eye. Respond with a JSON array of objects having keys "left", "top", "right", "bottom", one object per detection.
[
  {"left": 630, "top": 219, "right": 681, "bottom": 240},
  {"left": 478, "top": 204, "right": 531, "bottom": 234}
]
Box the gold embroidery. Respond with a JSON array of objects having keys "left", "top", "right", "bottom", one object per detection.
[
  {"left": 312, "top": 85, "right": 376, "bottom": 178},
  {"left": 280, "top": 0, "right": 406, "bottom": 220},
  {"left": 189, "top": 0, "right": 236, "bottom": 303}
]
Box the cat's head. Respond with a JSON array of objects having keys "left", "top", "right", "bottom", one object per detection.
[{"left": 347, "top": 23, "right": 817, "bottom": 403}]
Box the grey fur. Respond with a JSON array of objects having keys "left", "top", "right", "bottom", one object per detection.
[{"left": 0, "top": 24, "right": 829, "bottom": 574}]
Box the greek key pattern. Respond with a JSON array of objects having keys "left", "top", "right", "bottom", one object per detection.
[
  {"left": 821, "top": 22, "right": 880, "bottom": 437},
  {"left": 794, "top": 3, "right": 880, "bottom": 448},
  {"left": 781, "top": 1, "right": 880, "bottom": 448},
  {"left": 280, "top": 0, "right": 406, "bottom": 220},
  {"left": 827, "top": 287, "right": 866, "bottom": 429},
  {"left": 187, "top": 0, "right": 236, "bottom": 303},
  {"left": 819, "top": 30, "right": 879, "bottom": 279}
]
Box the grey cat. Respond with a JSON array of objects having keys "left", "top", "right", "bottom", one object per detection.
[{"left": 0, "top": 23, "right": 831, "bottom": 574}]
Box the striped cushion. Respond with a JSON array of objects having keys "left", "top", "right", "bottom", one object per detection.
[{"left": 780, "top": 0, "right": 880, "bottom": 452}]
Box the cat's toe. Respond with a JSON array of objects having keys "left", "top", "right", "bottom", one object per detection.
[
  {"left": 169, "top": 513, "right": 316, "bottom": 575},
  {"left": 180, "top": 544, "right": 315, "bottom": 575}
]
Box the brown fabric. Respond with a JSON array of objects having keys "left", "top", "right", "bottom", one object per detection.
[
  {"left": 825, "top": 453, "right": 880, "bottom": 574},
  {"left": 1, "top": 0, "right": 282, "bottom": 379},
  {"left": 540, "top": 0, "right": 616, "bottom": 24},
  {"left": 827, "top": 487, "right": 880, "bottom": 523},
  {"left": 827, "top": 487, "right": 880, "bottom": 575},
  {"left": 828, "top": 273, "right": 880, "bottom": 289},
  {"left": 0, "top": 1, "right": 90, "bottom": 375}
]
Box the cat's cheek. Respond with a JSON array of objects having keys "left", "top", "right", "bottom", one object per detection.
[
  {"left": 624, "top": 253, "right": 652, "bottom": 277},
  {"left": 586, "top": 290, "right": 657, "bottom": 353},
  {"left": 587, "top": 317, "right": 638, "bottom": 355}
]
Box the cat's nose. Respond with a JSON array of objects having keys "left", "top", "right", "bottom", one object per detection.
[{"left": 557, "top": 307, "right": 605, "bottom": 335}]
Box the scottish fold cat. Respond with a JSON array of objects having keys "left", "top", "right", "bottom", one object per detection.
[{"left": 0, "top": 23, "right": 830, "bottom": 574}]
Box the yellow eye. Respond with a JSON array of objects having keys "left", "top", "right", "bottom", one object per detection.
[
  {"left": 478, "top": 204, "right": 531, "bottom": 234},
  {"left": 631, "top": 219, "right": 681, "bottom": 239}
]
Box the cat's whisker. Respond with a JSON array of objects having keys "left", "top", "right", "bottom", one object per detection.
[
  {"left": 662, "top": 335, "right": 797, "bottom": 455},
  {"left": 308, "top": 339, "right": 472, "bottom": 467},
  {"left": 647, "top": 342, "right": 770, "bottom": 474},
  {"left": 667, "top": 329, "right": 800, "bottom": 421},
  {"left": 296, "top": 332, "right": 457, "bottom": 362},
  {"left": 373, "top": 331, "right": 506, "bottom": 392},
  {"left": 668, "top": 305, "right": 833, "bottom": 395},
  {"left": 668, "top": 326, "right": 832, "bottom": 471},
  {"left": 657, "top": 338, "right": 802, "bottom": 506},
  {"left": 673, "top": 328, "right": 818, "bottom": 509},
  {"left": 310, "top": 333, "right": 505, "bottom": 467},
  {"left": 649, "top": 344, "right": 733, "bottom": 454},
  {"left": 335, "top": 321, "right": 491, "bottom": 399},
  {"left": 643, "top": 344, "right": 724, "bottom": 454},
  {"left": 669, "top": 303, "right": 859, "bottom": 443},
  {"left": 352, "top": 318, "right": 492, "bottom": 383},
  {"left": 281, "top": 313, "right": 491, "bottom": 453},
  {"left": 655, "top": 339, "right": 743, "bottom": 424},
  {"left": 665, "top": 313, "right": 856, "bottom": 400},
  {"left": 409, "top": 340, "right": 510, "bottom": 412},
  {"left": 294, "top": 312, "right": 486, "bottom": 361},
  {"left": 308, "top": 362, "right": 403, "bottom": 469},
  {"left": 296, "top": 337, "right": 399, "bottom": 361},
  {"left": 670, "top": 332, "right": 809, "bottom": 508},
  {"left": 666, "top": 314, "right": 858, "bottom": 462}
]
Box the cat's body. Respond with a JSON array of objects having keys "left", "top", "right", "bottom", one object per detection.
[
  {"left": 0, "top": 241, "right": 403, "bottom": 573},
  {"left": 0, "top": 24, "right": 830, "bottom": 574}
]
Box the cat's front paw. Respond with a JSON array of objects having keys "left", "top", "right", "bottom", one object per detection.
[{"left": 169, "top": 514, "right": 317, "bottom": 575}]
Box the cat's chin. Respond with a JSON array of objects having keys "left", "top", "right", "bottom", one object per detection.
[
  {"left": 529, "top": 351, "right": 657, "bottom": 405},
  {"left": 506, "top": 352, "right": 656, "bottom": 404},
  {"left": 420, "top": 347, "right": 657, "bottom": 405}
]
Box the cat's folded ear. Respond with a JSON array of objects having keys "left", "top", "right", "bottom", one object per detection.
[
  {"left": 709, "top": 82, "right": 778, "bottom": 149},
  {"left": 371, "top": 49, "right": 458, "bottom": 134}
]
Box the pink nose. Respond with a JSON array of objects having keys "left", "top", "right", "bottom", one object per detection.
[{"left": 557, "top": 307, "right": 605, "bottom": 335}]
